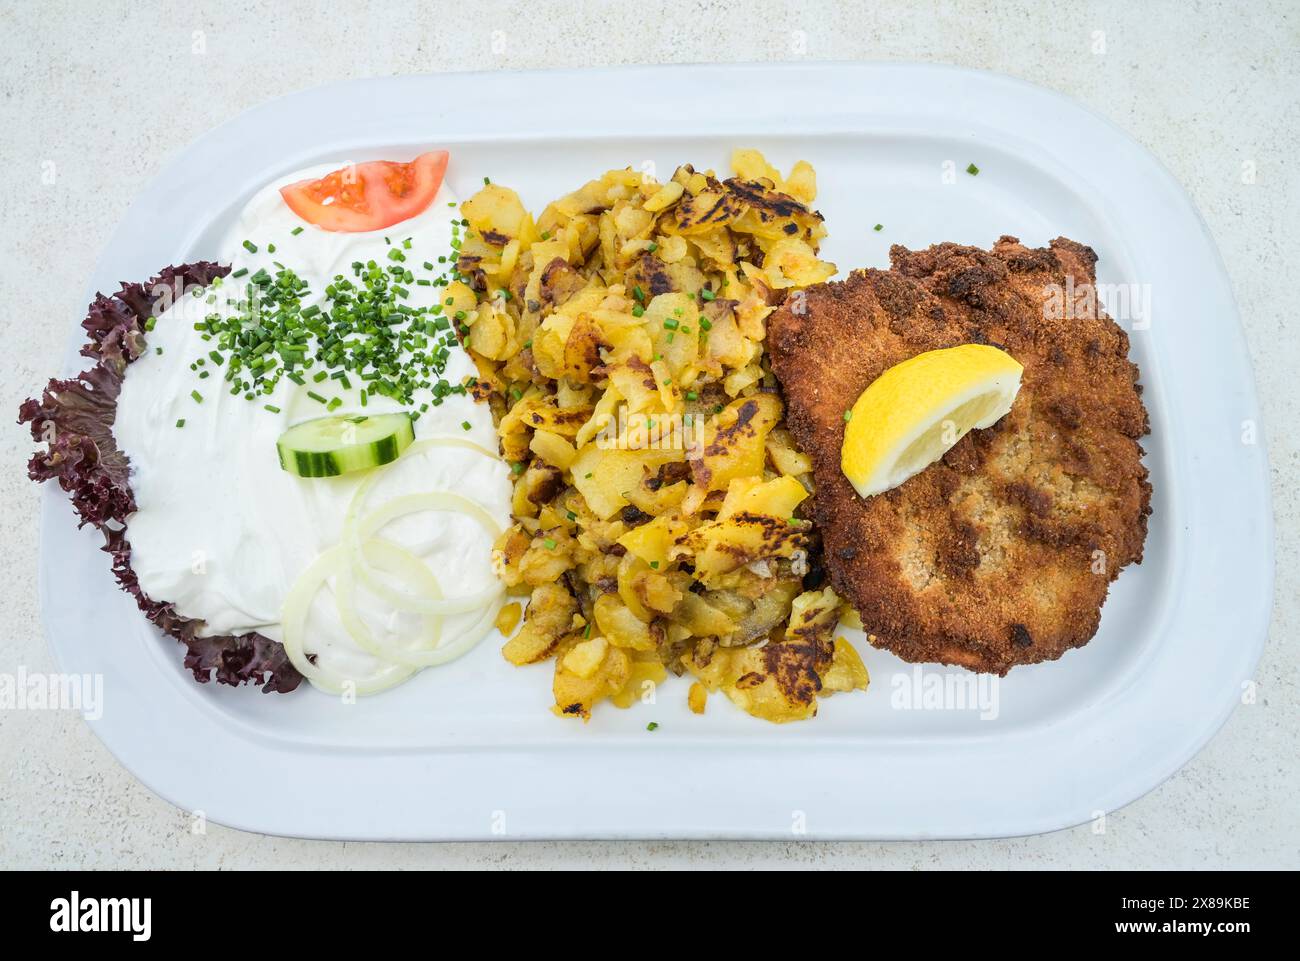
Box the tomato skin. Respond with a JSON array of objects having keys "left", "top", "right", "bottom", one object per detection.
[{"left": 279, "top": 151, "right": 449, "bottom": 232}]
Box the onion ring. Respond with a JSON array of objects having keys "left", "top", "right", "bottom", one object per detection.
[{"left": 281, "top": 545, "right": 417, "bottom": 695}]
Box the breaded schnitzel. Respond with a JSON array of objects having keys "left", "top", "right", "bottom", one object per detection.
[{"left": 768, "top": 236, "right": 1151, "bottom": 674}]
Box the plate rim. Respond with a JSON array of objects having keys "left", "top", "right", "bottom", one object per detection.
[{"left": 37, "top": 61, "right": 1273, "bottom": 840}]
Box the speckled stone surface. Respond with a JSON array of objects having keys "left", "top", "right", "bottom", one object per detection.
[{"left": 1, "top": 0, "right": 1295, "bottom": 869}]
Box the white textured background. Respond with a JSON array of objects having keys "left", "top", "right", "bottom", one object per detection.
[{"left": 1, "top": 0, "right": 1295, "bottom": 869}]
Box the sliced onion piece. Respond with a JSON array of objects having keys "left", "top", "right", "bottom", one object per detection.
[
  {"left": 400, "top": 436, "right": 500, "bottom": 463},
  {"left": 335, "top": 538, "right": 442, "bottom": 664},
  {"left": 346, "top": 436, "right": 501, "bottom": 525},
  {"left": 347, "top": 492, "right": 504, "bottom": 616},
  {"left": 435, "top": 590, "right": 507, "bottom": 663},
  {"left": 340, "top": 437, "right": 505, "bottom": 614},
  {"left": 396, "top": 592, "right": 503, "bottom": 669},
  {"left": 337, "top": 537, "right": 501, "bottom": 668},
  {"left": 281, "top": 545, "right": 416, "bottom": 696}
]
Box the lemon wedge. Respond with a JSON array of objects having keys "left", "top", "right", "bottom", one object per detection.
[{"left": 841, "top": 344, "right": 1023, "bottom": 498}]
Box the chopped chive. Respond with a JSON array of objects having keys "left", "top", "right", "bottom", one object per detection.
[
  {"left": 190, "top": 390, "right": 203, "bottom": 403},
  {"left": 185, "top": 249, "right": 466, "bottom": 412},
  {"left": 646, "top": 722, "right": 659, "bottom": 732},
  {"left": 241, "top": 240, "right": 257, "bottom": 254},
  {"left": 966, "top": 163, "right": 980, "bottom": 175},
  {"left": 175, "top": 418, "right": 185, "bottom": 428},
  {"left": 307, "top": 390, "right": 327, "bottom": 404},
  {"left": 873, "top": 223, "right": 883, "bottom": 232},
  {"left": 291, "top": 226, "right": 304, "bottom": 236},
  {"left": 844, "top": 409, "right": 853, "bottom": 422},
  {"left": 686, "top": 390, "right": 698, "bottom": 401},
  {"left": 543, "top": 538, "right": 557, "bottom": 551},
  {"left": 461, "top": 421, "right": 472, "bottom": 431},
  {"left": 230, "top": 267, "right": 248, "bottom": 278},
  {"left": 264, "top": 404, "right": 281, "bottom": 414}
]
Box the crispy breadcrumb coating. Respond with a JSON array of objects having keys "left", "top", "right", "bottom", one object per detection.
[{"left": 769, "top": 236, "right": 1151, "bottom": 674}]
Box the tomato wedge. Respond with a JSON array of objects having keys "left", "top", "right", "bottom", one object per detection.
[{"left": 279, "top": 151, "right": 449, "bottom": 232}]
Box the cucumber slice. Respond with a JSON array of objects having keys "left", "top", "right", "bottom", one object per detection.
[{"left": 277, "top": 413, "right": 415, "bottom": 478}]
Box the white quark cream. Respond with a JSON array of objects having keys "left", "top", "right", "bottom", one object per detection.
[{"left": 114, "top": 164, "right": 512, "bottom": 688}]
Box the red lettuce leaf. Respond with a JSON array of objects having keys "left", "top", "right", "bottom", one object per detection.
[{"left": 18, "top": 262, "right": 304, "bottom": 694}]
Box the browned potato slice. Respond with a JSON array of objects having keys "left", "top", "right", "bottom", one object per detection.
[
  {"left": 553, "top": 638, "right": 632, "bottom": 720},
  {"left": 562, "top": 315, "right": 606, "bottom": 383},
  {"left": 821, "top": 637, "right": 871, "bottom": 694},
  {"left": 610, "top": 658, "right": 669, "bottom": 709},
  {"left": 684, "top": 587, "right": 842, "bottom": 723},
  {"left": 571, "top": 446, "right": 683, "bottom": 520},
  {"left": 594, "top": 593, "right": 657, "bottom": 652},
  {"left": 502, "top": 584, "right": 578, "bottom": 665},
  {"left": 467, "top": 151, "right": 861, "bottom": 724},
  {"left": 688, "top": 393, "right": 783, "bottom": 494}
]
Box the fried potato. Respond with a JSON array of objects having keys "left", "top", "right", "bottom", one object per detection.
[
  {"left": 461, "top": 151, "right": 862, "bottom": 723},
  {"left": 502, "top": 584, "right": 579, "bottom": 665},
  {"left": 684, "top": 587, "right": 863, "bottom": 722}
]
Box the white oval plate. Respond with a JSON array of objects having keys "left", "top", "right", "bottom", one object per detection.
[{"left": 38, "top": 63, "right": 1272, "bottom": 839}]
